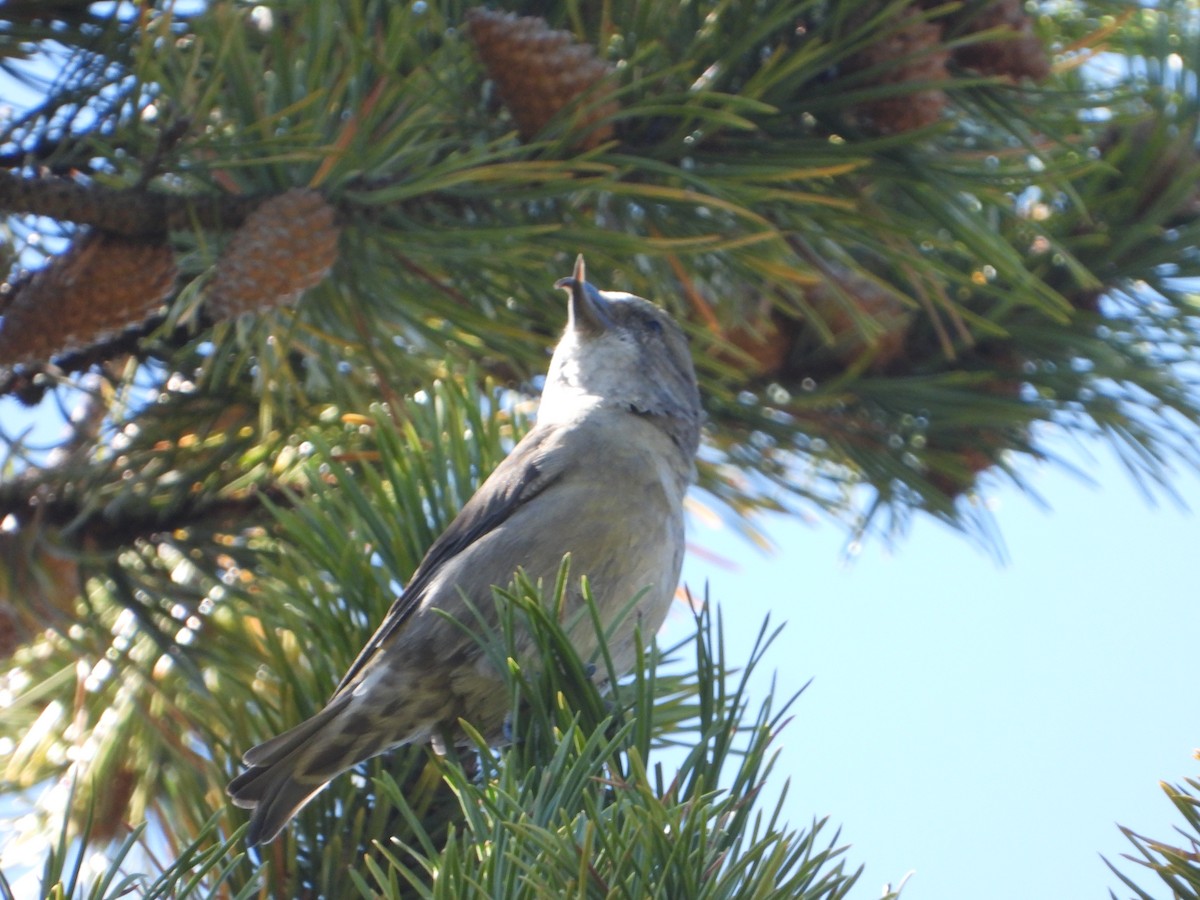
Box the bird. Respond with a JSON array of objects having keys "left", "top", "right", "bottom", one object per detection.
[{"left": 228, "top": 255, "right": 702, "bottom": 845}]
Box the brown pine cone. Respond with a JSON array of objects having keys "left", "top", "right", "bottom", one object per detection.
[
  {"left": 951, "top": 0, "right": 1050, "bottom": 82},
  {"left": 206, "top": 188, "right": 340, "bottom": 320},
  {"left": 0, "top": 232, "right": 176, "bottom": 366},
  {"left": 711, "top": 270, "right": 911, "bottom": 381},
  {"left": 846, "top": 9, "right": 951, "bottom": 134},
  {"left": 0, "top": 530, "right": 80, "bottom": 659},
  {"left": 804, "top": 271, "right": 912, "bottom": 370},
  {"left": 466, "top": 8, "right": 618, "bottom": 151}
]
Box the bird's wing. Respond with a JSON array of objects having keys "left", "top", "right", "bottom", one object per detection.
[{"left": 330, "top": 424, "right": 567, "bottom": 696}]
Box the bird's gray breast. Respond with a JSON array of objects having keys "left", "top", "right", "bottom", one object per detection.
[{"left": 416, "top": 411, "right": 687, "bottom": 670}]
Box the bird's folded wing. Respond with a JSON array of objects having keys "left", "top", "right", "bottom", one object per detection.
[{"left": 330, "top": 424, "right": 567, "bottom": 696}]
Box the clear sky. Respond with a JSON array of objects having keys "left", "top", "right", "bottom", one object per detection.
[{"left": 677, "top": 435, "right": 1199, "bottom": 900}]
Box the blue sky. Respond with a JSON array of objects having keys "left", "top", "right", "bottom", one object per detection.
[{"left": 678, "top": 436, "right": 1199, "bottom": 899}]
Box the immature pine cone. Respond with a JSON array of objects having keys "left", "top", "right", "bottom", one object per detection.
[
  {"left": 804, "top": 270, "right": 912, "bottom": 371},
  {"left": 951, "top": 0, "right": 1050, "bottom": 82},
  {"left": 847, "top": 9, "right": 951, "bottom": 134},
  {"left": 207, "top": 188, "right": 340, "bottom": 321},
  {"left": 0, "top": 232, "right": 176, "bottom": 366},
  {"left": 466, "top": 8, "right": 618, "bottom": 151}
]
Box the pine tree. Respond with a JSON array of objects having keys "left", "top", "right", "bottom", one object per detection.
[
  {"left": 0, "top": 1, "right": 1197, "bottom": 896},
  {"left": 1107, "top": 752, "right": 1200, "bottom": 899}
]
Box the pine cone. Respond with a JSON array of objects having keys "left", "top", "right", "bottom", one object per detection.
[
  {"left": 0, "top": 232, "right": 176, "bottom": 366},
  {"left": 846, "top": 9, "right": 950, "bottom": 134},
  {"left": 712, "top": 271, "right": 911, "bottom": 381},
  {"left": 714, "top": 309, "right": 796, "bottom": 379},
  {"left": 0, "top": 604, "right": 21, "bottom": 660},
  {"left": 925, "top": 355, "right": 1027, "bottom": 498},
  {"left": 1100, "top": 120, "right": 1200, "bottom": 226},
  {"left": 0, "top": 530, "right": 80, "bottom": 660},
  {"left": 926, "top": 444, "right": 997, "bottom": 498},
  {"left": 206, "top": 188, "right": 340, "bottom": 321},
  {"left": 951, "top": 0, "right": 1050, "bottom": 82},
  {"left": 804, "top": 272, "right": 912, "bottom": 370},
  {"left": 75, "top": 763, "right": 139, "bottom": 843},
  {"left": 466, "top": 8, "right": 618, "bottom": 151}
]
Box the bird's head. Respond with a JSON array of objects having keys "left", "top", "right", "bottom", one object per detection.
[{"left": 541, "top": 256, "right": 701, "bottom": 457}]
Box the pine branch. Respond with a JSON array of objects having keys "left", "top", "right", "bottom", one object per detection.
[
  {"left": 0, "top": 473, "right": 287, "bottom": 551},
  {"left": 0, "top": 313, "right": 182, "bottom": 405},
  {"left": 0, "top": 170, "right": 259, "bottom": 237},
  {"left": 1106, "top": 757, "right": 1200, "bottom": 899},
  {"left": 0, "top": 137, "right": 109, "bottom": 174}
]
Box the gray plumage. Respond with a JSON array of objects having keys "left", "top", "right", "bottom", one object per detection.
[{"left": 227, "top": 255, "right": 701, "bottom": 845}]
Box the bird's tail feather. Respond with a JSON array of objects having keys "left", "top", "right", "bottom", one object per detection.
[
  {"left": 228, "top": 695, "right": 357, "bottom": 845},
  {"left": 229, "top": 762, "right": 329, "bottom": 846}
]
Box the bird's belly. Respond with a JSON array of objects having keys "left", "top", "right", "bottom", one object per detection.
[
  {"left": 410, "top": 457, "right": 684, "bottom": 734},
  {"left": 449, "top": 467, "right": 682, "bottom": 651}
]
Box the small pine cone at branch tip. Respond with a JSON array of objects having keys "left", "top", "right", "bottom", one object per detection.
[
  {"left": 466, "top": 7, "right": 618, "bottom": 151},
  {"left": 0, "top": 531, "right": 81, "bottom": 659},
  {"left": 206, "top": 188, "right": 340, "bottom": 321},
  {"left": 951, "top": 0, "right": 1050, "bottom": 82},
  {"left": 0, "top": 232, "right": 177, "bottom": 367},
  {"left": 805, "top": 271, "right": 912, "bottom": 371},
  {"left": 847, "top": 9, "right": 951, "bottom": 135}
]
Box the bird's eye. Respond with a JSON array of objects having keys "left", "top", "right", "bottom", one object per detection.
[{"left": 644, "top": 318, "right": 664, "bottom": 335}]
